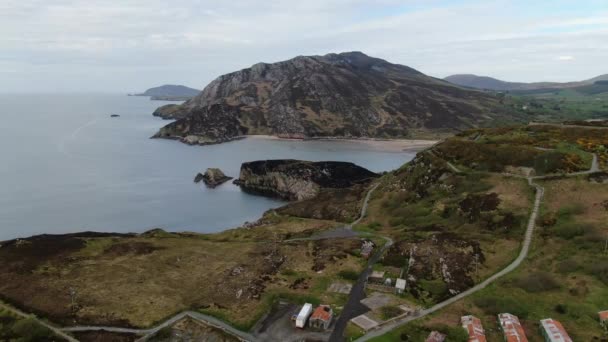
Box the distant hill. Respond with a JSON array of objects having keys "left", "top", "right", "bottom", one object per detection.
[
  {"left": 133, "top": 85, "right": 200, "bottom": 100},
  {"left": 444, "top": 74, "right": 607, "bottom": 91},
  {"left": 151, "top": 52, "right": 523, "bottom": 145}
]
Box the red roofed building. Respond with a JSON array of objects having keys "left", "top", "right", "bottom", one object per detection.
[
  {"left": 540, "top": 318, "right": 572, "bottom": 342},
  {"left": 600, "top": 310, "right": 608, "bottom": 329},
  {"left": 309, "top": 305, "right": 333, "bottom": 330},
  {"left": 426, "top": 331, "right": 446, "bottom": 342},
  {"left": 461, "top": 315, "right": 487, "bottom": 342},
  {"left": 498, "top": 313, "right": 528, "bottom": 342}
]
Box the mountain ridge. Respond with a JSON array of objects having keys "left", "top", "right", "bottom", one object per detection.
[
  {"left": 152, "top": 52, "right": 522, "bottom": 145},
  {"left": 445, "top": 73, "right": 608, "bottom": 91}
]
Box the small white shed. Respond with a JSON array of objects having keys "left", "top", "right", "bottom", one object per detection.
[{"left": 395, "top": 278, "right": 406, "bottom": 294}]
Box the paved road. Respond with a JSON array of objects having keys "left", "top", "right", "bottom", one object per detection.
[
  {"left": 329, "top": 235, "right": 394, "bottom": 342},
  {"left": 0, "top": 302, "right": 79, "bottom": 342},
  {"left": 356, "top": 177, "right": 544, "bottom": 341},
  {"left": 284, "top": 183, "right": 380, "bottom": 243},
  {"left": 355, "top": 152, "right": 601, "bottom": 341},
  {"left": 7, "top": 151, "right": 600, "bottom": 342},
  {"left": 62, "top": 311, "right": 257, "bottom": 342}
]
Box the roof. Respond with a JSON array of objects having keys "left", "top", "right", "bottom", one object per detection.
[
  {"left": 461, "top": 315, "right": 487, "bottom": 342},
  {"left": 395, "top": 278, "right": 406, "bottom": 290},
  {"left": 540, "top": 318, "right": 572, "bottom": 342},
  {"left": 426, "top": 331, "right": 446, "bottom": 342},
  {"left": 310, "top": 305, "right": 332, "bottom": 322},
  {"left": 498, "top": 313, "right": 528, "bottom": 342},
  {"left": 296, "top": 303, "right": 313, "bottom": 319},
  {"left": 370, "top": 270, "right": 385, "bottom": 279},
  {"left": 600, "top": 310, "right": 608, "bottom": 321}
]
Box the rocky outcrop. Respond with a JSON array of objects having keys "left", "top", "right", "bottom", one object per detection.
[
  {"left": 152, "top": 104, "right": 189, "bottom": 120},
  {"left": 151, "top": 51, "right": 519, "bottom": 145},
  {"left": 233, "top": 160, "right": 378, "bottom": 201},
  {"left": 195, "top": 168, "right": 233, "bottom": 188}
]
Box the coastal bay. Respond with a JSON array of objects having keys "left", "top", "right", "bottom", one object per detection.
[{"left": 0, "top": 94, "right": 422, "bottom": 241}]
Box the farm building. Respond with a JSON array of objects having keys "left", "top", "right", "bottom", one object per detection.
[
  {"left": 309, "top": 305, "right": 333, "bottom": 330},
  {"left": 426, "top": 331, "right": 446, "bottom": 342},
  {"left": 395, "top": 278, "right": 406, "bottom": 294},
  {"left": 600, "top": 310, "right": 608, "bottom": 328},
  {"left": 461, "top": 315, "right": 487, "bottom": 342},
  {"left": 539, "top": 318, "right": 572, "bottom": 342},
  {"left": 295, "top": 303, "right": 313, "bottom": 328},
  {"left": 498, "top": 313, "right": 528, "bottom": 342},
  {"left": 368, "top": 270, "right": 385, "bottom": 284}
]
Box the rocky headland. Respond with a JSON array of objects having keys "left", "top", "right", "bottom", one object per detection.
[
  {"left": 151, "top": 52, "right": 522, "bottom": 145},
  {"left": 233, "top": 159, "right": 378, "bottom": 201}
]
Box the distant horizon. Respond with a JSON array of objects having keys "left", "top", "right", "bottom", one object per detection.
[
  {"left": 1, "top": 58, "right": 606, "bottom": 95},
  {"left": 2, "top": 1, "right": 607, "bottom": 92}
]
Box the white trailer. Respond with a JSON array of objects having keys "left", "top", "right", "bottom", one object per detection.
[{"left": 295, "top": 303, "right": 313, "bottom": 328}]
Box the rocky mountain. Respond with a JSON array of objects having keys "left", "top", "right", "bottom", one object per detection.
[
  {"left": 151, "top": 52, "right": 520, "bottom": 145},
  {"left": 233, "top": 159, "right": 378, "bottom": 201},
  {"left": 134, "top": 84, "right": 200, "bottom": 101},
  {"left": 444, "top": 73, "right": 608, "bottom": 91}
]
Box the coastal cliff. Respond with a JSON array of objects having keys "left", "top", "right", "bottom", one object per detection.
[
  {"left": 234, "top": 159, "right": 378, "bottom": 201},
  {"left": 151, "top": 52, "right": 521, "bottom": 145}
]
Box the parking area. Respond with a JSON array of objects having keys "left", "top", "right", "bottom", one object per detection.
[{"left": 328, "top": 282, "right": 352, "bottom": 294}]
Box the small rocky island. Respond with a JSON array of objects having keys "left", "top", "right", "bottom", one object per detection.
[
  {"left": 194, "top": 168, "right": 233, "bottom": 188},
  {"left": 233, "top": 159, "right": 378, "bottom": 201}
]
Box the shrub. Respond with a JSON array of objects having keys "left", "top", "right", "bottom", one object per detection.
[
  {"left": 10, "top": 318, "right": 54, "bottom": 342},
  {"left": 553, "top": 222, "right": 587, "bottom": 239},
  {"left": 338, "top": 270, "right": 359, "bottom": 281},
  {"left": 474, "top": 296, "right": 530, "bottom": 318},
  {"left": 586, "top": 260, "right": 608, "bottom": 284},
  {"left": 380, "top": 306, "right": 403, "bottom": 320},
  {"left": 514, "top": 272, "right": 560, "bottom": 293},
  {"left": 154, "top": 326, "right": 173, "bottom": 339},
  {"left": 554, "top": 304, "right": 567, "bottom": 314},
  {"left": 555, "top": 259, "right": 579, "bottom": 274},
  {"left": 556, "top": 204, "right": 586, "bottom": 219}
]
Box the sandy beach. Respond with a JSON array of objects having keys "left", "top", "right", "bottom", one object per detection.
[{"left": 245, "top": 135, "right": 438, "bottom": 153}]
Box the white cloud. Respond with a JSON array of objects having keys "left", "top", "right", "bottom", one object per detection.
[
  {"left": 0, "top": 0, "right": 607, "bottom": 92},
  {"left": 557, "top": 56, "right": 575, "bottom": 61}
]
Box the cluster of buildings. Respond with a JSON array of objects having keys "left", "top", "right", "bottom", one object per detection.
[
  {"left": 366, "top": 270, "right": 407, "bottom": 295},
  {"left": 461, "top": 313, "right": 576, "bottom": 342},
  {"left": 293, "top": 303, "right": 333, "bottom": 330}
]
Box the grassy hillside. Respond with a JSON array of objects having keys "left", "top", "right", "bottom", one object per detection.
[
  {"left": 499, "top": 82, "right": 608, "bottom": 122},
  {"left": 1, "top": 124, "right": 606, "bottom": 341},
  {"left": 365, "top": 124, "right": 608, "bottom": 341}
]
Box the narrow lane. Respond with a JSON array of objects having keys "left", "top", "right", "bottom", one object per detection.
[{"left": 0, "top": 302, "right": 79, "bottom": 342}]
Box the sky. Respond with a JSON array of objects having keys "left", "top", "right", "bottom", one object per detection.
[{"left": 1, "top": 0, "right": 607, "bottom": 92}]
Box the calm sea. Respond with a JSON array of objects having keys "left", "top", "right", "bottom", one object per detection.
[{"left": 0, "top": 94, "right": 416, "bottom": 240}]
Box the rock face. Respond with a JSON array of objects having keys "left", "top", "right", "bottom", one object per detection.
[
  {"left": 195, "top": 168, "right": 233, "bottom": 188},
  {"left": 233, "top": 160, "right": 378, "bottom": 201},
  {"left": 152, "top": 51, "right": 519, "bottom": 145},
  {"left": 153, "top": 104, "right": 189, "bottom": 120}
]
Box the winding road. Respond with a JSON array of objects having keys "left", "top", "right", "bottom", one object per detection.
[
  {"left": 2, "top": 152, "right": 600, "bottom": 342},
  {"left": 355, "top": 154, "right": 600, "bottom": 341},
  {"left": 62, "top": 311, "right": 257, "bottom": 342},
  {"left": 50, "top": 182, "right": 383, "bottom": 341},
  {"left": 0, "top": 302, "right": 78, "bottom": 342}
]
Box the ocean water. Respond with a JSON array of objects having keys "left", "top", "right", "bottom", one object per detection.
[{"left": 0, "top": 94, "right": 416, "bottom": 241}]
